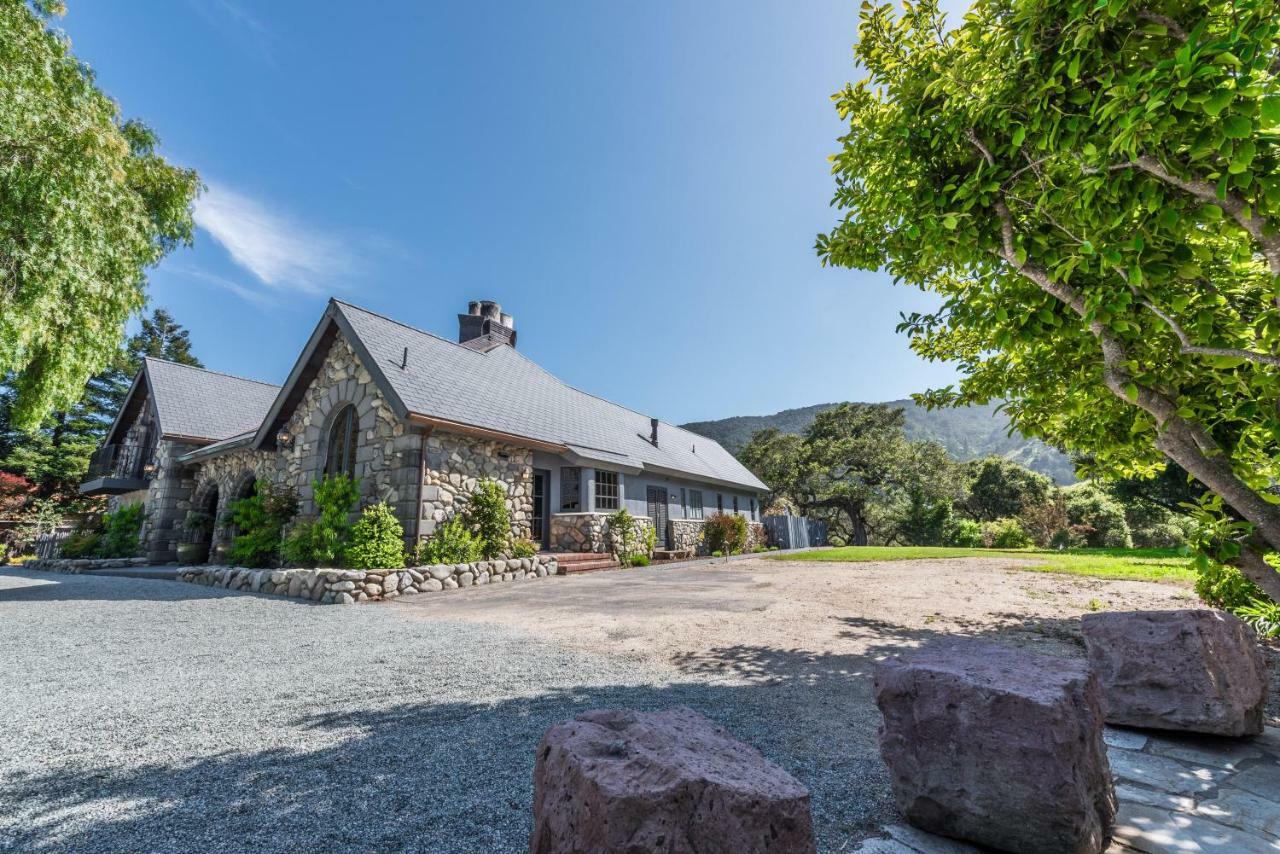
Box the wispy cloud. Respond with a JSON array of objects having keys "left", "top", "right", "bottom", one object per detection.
[
  {"left": 187, "top": 0, "right": 273, "bottom": 63},
  {"left": 168, "top": 265, "right": 277, "bottom": 307},
  {"left": 193, "top": 182, "right": 354, "bottom": 297}
]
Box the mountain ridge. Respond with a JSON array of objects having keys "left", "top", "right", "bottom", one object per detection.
[{"left": 680, "top": 400, "right": 1076, "bottom": 484}]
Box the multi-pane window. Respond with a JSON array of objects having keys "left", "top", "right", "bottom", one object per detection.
[
  {"left": 733, "top": 495, "right": 739, "bottom": 515},
  {"left": 594, "top": 470, "right": 619, "bottom": 511},
  {"left": 680, "top": 488, "right": 687, "bottom": 518},
  {"left": 561, "top": 467, "right": 581, "bottom": 511},
  {"left": 717, "top": 493, "right": 724, "bottom": 513},
  {"left": 750, "top": 498, "right": 757, "bottom": 520},
  {"left": 688, "top": 490, "right": 704, "bottom": 520},
  {"left": 325, "top": 404, "right": 359, "bottom": 479}
]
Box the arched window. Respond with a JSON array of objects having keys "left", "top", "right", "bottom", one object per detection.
[{"left": 325, "top": 405, "right": 359, "bottom": 479}]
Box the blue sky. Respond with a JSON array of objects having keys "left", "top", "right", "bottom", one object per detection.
[{"left": 57, "top": 0, "right": 967, "bottom": 424}]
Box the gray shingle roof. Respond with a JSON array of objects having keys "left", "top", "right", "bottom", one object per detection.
[
  {"left": 145, "top": 358, "right": 281, "bottom": 443},
  {"left": 333, "top": 301, "right": 767, "bottom": 492}
]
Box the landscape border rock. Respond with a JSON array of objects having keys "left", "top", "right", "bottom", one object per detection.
[
  {"left": 1081, "top": 608, "right": 1269, "bottom": 737},
  {"left": 177, "top": 555, "right": 558, "bottom": 604},
  {"left": 24, "top": 557, "right": 150, "bottom": 574},
  {"left": 875, "top": 639, "right": 1116, "bottom": 854},
  {"left": 530, "top": 706, "right": 816, "bottom": 854}
]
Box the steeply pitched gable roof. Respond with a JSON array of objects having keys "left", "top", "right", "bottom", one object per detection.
[
  {"left": 107, "top": 358, "right": 280, "bottom": 445},
  {"left": 253, "top": 300, "right": 766, "bottom": 492}
]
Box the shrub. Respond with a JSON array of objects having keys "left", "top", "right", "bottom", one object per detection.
[
  {"left": 281, "top": 474, "right": 359, "bottom": 567},
  {"left": 943, "top": 517, "right": 983, "bottom": 548},
  {"left": 182, "top": 509, "right": 214, "bottom": 543},
  {"left": 703, "top": 512, "right": 748, "bottom": 555},
  {"left": 1017, "top": 493, "right": 1069, "bottom": 547},
  {"left": 466, "top": 480, "right": 510, "bottom": 559},
  {"left": 1194, "top": 556, "right": 1266, "bottom": 611},
  {"left": 631, "top": 554, "right": 651, "bottom": 567},
  {"left": 97, "top": 504, "right": 144, "bottom": 558},
  {"left": 414, "top": 516, "right": 482, "bottom": 565},
  {"left": 711, "top": 550, "right": 724, "bottom": 558},
  {"left": 510, "top": 538, "right": 538, "bottom": 559},
  {"left": 227, "top": 481, "right": 298, "bottom": 568},
  {"left": 981, "top": 517, "right": 1032, "bottom": 549},
  {"left": 1064, "top": 483, "right": 1132, "bottom": 548},
  {"left": 1234, "top": 598, "right": 1280, "bottom": 639},
  {"left": 346, "top": 502, "right": 405, "bottom": 569},
  {"left": 1049, "top": 524, "right": 1092, "bottom": 550},
  {"left": 59, "top": 528, "right": 101, "bottom": 559}
]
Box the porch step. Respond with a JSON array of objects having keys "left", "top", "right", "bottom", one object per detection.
[{"left": 543, "top": 552, "right": 621, "bottom": 574}]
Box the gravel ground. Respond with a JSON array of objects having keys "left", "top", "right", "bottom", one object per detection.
[{"left": 0, "top": 559, "right": 1222, "bottom": 852}]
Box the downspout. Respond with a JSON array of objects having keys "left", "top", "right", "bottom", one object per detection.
[{"left": 413, "top": 426, "right": 433, "bottom": 544}]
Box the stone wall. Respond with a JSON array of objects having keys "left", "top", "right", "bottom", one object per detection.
[
  {"left": 274, "top": 333, "right": 422, "bottom": 535},
  {"left": 139, "top": 439, "right": 202, "bottom": 563},
  {"left": 26, "top": 557, "right": 150, "bottom": 573},
  {"left": 551, "top": 512, "right": 654, "bottom": 555},
  {"left": 669, "top": 519, "right": 707, "bottom": 555},
  {"left": 177, "top": 555, "right": 559, "bottom": 604},
  {"left": 420, "top": 432, "right": 533, "bottom": 542}
]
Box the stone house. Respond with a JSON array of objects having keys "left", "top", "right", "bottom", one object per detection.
[{"left": 82, "top": 299, "right": 767, "bottom": 563}]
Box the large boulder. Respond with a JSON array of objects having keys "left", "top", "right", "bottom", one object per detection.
[
  {"left": 1081, "top": 609, "right": 1268, "bottom": 737},
  {"left": 875, "top": 640, "right": 1115, "bottom": 854},
  {"left": 529, "top": 706, "right": 815, "bottom": 854}
]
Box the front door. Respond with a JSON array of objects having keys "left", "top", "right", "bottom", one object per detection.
[
  {"left": 646, "top": 486, "right": 669, "bottom": 549},
  {"left": 532, "top": 470, "right": 549, "bottom": 550}
]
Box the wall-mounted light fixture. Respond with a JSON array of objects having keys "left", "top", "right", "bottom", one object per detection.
[
  {"left": 141, "top": 462, "right": 158, "bottom": 478},
  {"left": 276, "top": 429, "right": 295, "bottom": 450}
]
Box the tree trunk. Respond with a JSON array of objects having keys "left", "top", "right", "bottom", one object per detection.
[{"left": 850, "top": 512, "right": 869, "bottom": 546}]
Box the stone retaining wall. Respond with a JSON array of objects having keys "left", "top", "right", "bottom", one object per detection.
[
  {"left": 176, "top": 555, "right": 559, "bottom": 604},
  {"left": 669, "top": 519, "right": 706, "bottom": 554},
  {"left": 25, "top": 557, "right": 151, "bottom": 573}
]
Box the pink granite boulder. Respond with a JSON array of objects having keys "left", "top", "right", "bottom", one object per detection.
[
  {"left": 529, "top": 706, "right": 815, "bottom": 854},
  {"left": 875, "top": 640, "right": 1115, "bottom": 854},
  {"left": 1081, "top": 609, "right": 1268, "bottom": 737}
]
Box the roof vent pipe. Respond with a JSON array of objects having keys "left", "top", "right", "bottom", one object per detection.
[{"left": 650, "top": 418, "right": 659, "bottom": 446}]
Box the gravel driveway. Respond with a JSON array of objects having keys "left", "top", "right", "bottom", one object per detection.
[{"left": 0, "top": 559, "right": 1198, "bottom": 853}]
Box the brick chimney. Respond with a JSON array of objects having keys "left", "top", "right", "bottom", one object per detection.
[{"left": 458, "top": 300, "right": 517, "bottom": 350}]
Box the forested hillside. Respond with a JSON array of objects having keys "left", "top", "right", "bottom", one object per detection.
[{"left": 681, "top": 400, "right": 1076, "bottom": 483}]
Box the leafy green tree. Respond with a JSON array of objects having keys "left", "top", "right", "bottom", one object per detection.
[
  {"left": 1, "top": 2, "right": 199, "bottom": 432},
  {"left": 961, "top": 457, "right": 1052, "bottom": 522},
  {"left": 0, "top": 309, "right": 202, "bottom": 501},
  {"left": 1064, "top": 483, "right": 1134, "bottom": 548},
  {"left": 819, "top": 0, "right": 1280, "bottom": 599}
]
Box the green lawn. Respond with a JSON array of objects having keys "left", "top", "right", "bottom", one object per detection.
[{"left": 772, "top": 545, "right": 1196, "bottom": 584}]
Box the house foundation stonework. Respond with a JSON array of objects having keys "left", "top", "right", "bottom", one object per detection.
[
  {"left": 551, "top": 513, "right": 654, "bottom": 554},
  {"left": 421, "top": 432, "right": 533, "bottom": 541},
  {"left": 669, "top": 519, "right": 707, "bottom": 555}
]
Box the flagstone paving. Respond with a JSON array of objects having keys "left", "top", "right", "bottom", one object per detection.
[{"left": 858, "top": 726, "right": 1280, "bottom": 852}]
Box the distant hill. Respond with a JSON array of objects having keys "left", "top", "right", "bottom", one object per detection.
[{"left": 681, "top": 400, "right": 1076, "bottom": 484}]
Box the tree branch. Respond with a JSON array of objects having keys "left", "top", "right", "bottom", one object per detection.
[
  {"left": 1230, "top": 543, "right": 1280, "bottom": 603},
  {"left": 1135, "top": 10, "right": 1188, "bottom": 42},
  {"left": 1139, "top": 299, "right": 1280, "bottom": 366},
  {"left": 1133, "top": 155, "right": 1280, "bottom": 279}
]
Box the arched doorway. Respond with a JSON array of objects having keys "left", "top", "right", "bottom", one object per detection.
[
  {"left": 223, "top": 472, "right": 259, "bottom": 547},
  {"left": 181, "top": 484, "right": 219, "bottom": 564}
]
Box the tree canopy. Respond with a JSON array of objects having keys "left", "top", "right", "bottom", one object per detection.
[
  {"left": 819, "top": 0, "right": 1280, "bottom": 599},
  {"left": 0, "top": 2, "right": 199, "bottom": 432}
]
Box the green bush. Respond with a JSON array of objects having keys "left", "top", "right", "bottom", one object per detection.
[
  {"left": 227, "top": 481, "right": 298, "bottom": 568},
  {"left": 346, "top": 502, "right": 405, "bottom": 569},
  {"left": 943, "top": 517, "right": 983, "bottom": 548},
  {"left": 466, "top": 480, "right": 511, "bottom": 559},
  {"left": 704, "top": 512, "right": 749, "bottom": 555},
  {"left": 510, "top": 538, "right": 538, "bottom": 559},
  {"left": 414, "top": 516, "right": 482, "bottom": 565},
  {"left": 59, "top": 528, "right": 102, "bottom": 559},
  {"left": 982, "top": 517, "right": 1032, "bottom": 549},
  {"left": 631, "top": 554, "right": 651, "bottom": 567},
  {"left": 281, "top": 474, "right": 359, "bottom": 567},
  {"left": 1194, "top": 555, "right": 1266, "bottom": 611},
  {"left": 1234, "top": 598, "right": 1280, "bottom": 639},
  {"left": 711, "top": 550, "right": 724, "bottom": 558},
  {"left": 97, "top": 504, "right": 144, "bottom": 558}
]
